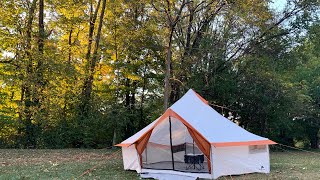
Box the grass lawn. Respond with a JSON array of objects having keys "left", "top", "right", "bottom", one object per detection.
[{"left": 0, "top": 148, "right": 319, "bottom": 180}]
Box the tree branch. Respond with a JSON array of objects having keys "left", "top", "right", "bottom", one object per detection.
[
  {"left": 0, "top": 57, "right": 15, "bottom": 63},
  {"left": 150, "top": 0, "right": 166, "bottom": 13}
]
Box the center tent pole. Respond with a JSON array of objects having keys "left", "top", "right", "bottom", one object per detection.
[
  {"left": 169, "top": 116, "right": 175, "bottom": 170},
  {"left": 193, "top": 139, "right": 195, "bottom": 169}
]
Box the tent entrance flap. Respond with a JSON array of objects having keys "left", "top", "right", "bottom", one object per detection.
[{"left": 141, "top": 116, "right": 210, "bottom": 173}]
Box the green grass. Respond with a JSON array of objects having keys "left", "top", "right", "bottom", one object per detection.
[
  {"left": 0, "top": 149, "right": 319, "bottom": 180},
  {"left": 0, "top": 149, "right": 138, "bottom": 180}
]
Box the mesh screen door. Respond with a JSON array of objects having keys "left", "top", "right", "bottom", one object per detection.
[{"left": 141, "top": 117, "right": 209, "bottom": 173}]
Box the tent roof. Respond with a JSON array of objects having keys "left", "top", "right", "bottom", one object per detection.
[{"left": 116, "top": 89, "right": 276, "bottom": 147}]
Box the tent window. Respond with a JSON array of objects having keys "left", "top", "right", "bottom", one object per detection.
[{"left": 249, "top": 145, "right": 267, "bottom": 154}]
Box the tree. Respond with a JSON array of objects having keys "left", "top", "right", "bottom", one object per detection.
[
  {"left": 289, "top": 22, "right": 320, "bottom": 148},
  {"left": 0, "top": 0, "right": 319, "bottom": 149},
  {"left": 79, "top": 0, "right": 107, "bottom": 119},
  {"left": 101, "top": 0, "right": 164, "bottom": 145}
]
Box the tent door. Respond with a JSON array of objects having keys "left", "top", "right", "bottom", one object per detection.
[{"left": 141, "top": 116, "right": 209, "bottom": 173}]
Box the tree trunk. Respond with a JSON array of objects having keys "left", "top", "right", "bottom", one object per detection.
[
  {"left": 80, "top": 0, "right": 101, "bottom": 110},
  {"left": 85, "top": 0, "right": 101, "bottom": 63},
  {"left": 23, "top": 0, "right": 37, "bottom": 148},
  {"left": 164, "top": 28, "right": 174, "bottom": 110},
  {"left": 130, "top": 82, "right": 137, "bottom": 109},
  {"left": 82, "top": 0, "right": 106, "bottom": 101},
  {"left": 90, "top": 0, "right": 106, "bottom": 73},
  {"left": 35, "top": 0, "right": 45, "bottom": 108},
  {"left": 308, "top": 126, "right": 319, "bottom": 149},
  {"left": 112, "top": 129, "right": 117, "bottom": 146},
  {"left": 260, "top": 115, "right": 267, "bottom": 136},
  {"left": 80, "top": 0, "right": 104, "bottom": 117},
  {"left": 163, "top": 0, "right": 186, "bottom": 110},
  {"left": 111, "top": 9, "right": 119, "bottom": 147},
  {"left": 68, "top": 29, "right": 73, "bottom": 64},
  {"left": 139, "top": 64, "right": 147, "bottom": 130},
  {"left": 38, "top": 0, "right": 44, "bottom": 54},
  {"left": 62, "top": 29, "right": 73, "bottom": 122},
  {"left": 125, "top": 78, "right": 130, "bottom": 108}
]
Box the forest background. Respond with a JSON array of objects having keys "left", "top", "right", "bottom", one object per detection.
[{"left": 0, "top": 0, "right": 319, "bottom": 149}]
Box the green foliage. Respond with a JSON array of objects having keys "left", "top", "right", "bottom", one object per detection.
[{"left": 0, "top": 0, "right": 319, "bottom": 149}]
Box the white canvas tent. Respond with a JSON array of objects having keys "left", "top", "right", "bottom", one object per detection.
[{"left": 116, "top": 89, "right": 276, "bottom": 179}]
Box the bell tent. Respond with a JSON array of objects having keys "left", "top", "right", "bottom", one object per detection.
[{"left": 116, "top": 89, "right": 276, "bottom": 179}]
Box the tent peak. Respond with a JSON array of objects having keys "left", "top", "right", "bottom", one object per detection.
[{"left": 190, "top": 89, "right": 209, "bottom": 105}]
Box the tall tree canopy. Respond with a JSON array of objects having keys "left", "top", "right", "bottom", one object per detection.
[{"left": 0, "top": 0, "right": 319, "bottom": 149}]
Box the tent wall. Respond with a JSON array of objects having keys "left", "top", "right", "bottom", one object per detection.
[
  {"left": 122, "top": 145, "right": 141, "bottom": 173},
  {"left": 211, "top": 145, "right": 270, "bottom": 179}
]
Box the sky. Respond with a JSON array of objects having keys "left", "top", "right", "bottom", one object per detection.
[{"left": 270, "top": 0, "right": 287, "bottom": 12}]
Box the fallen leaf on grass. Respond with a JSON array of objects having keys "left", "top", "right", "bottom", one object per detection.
[{"left": 52, "top": 163, "right": 59, "bottom": 167}]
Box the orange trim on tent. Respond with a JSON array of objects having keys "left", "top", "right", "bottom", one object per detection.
[
  {"left": 115, "top": 143, "right": 131, "bottom": 147},
  {"left": 136, "top": 130, "right": 153, "bottom": 155},
  {"left": 211, "top": 140, "right": 277, "bottom": 147},
  {"left": 135, "top": 130, "right": 153, "bottom": 166},
  {"left": 192, "top": 89, "right": 209, "bottom": 105}
]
